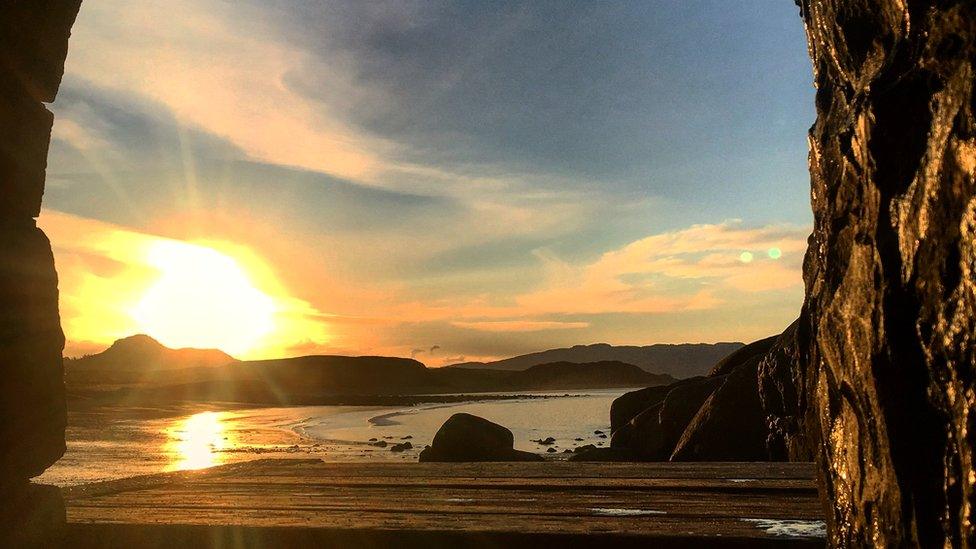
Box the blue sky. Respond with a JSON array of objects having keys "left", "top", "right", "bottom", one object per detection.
[{"left": 43, "top": 0, "right": 815, "bottom": 363}]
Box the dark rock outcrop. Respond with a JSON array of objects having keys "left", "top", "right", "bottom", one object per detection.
[
  {"left": 756, "top": 321, "right": 811, "bottom": 462},
  {"left": 0, "top": 0, "right": 81, "bottom": 487},
  {"left": 609, "top": 384, "right": 673, "bottom": 435},
  {"left": 611, "top": 376, "right": 725, "bottom": 460},
  {"left": 418, "top": 413, "right": 542, "bottom": 462},
  {"left": 792, "top": 1, "right": 975, "bottom": 545},
  {"left": 671, "top": 355, "right": 766, "bottom": 461},
  {"left": 708, "top": 334, "right": 777, "bottom": 377}
]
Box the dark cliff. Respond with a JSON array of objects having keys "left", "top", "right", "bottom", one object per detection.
[
  {"left": 789, "top": 1, "right": 976, "bottom": 545},
  {"left": 0, "top": 0, "right": 82, "bottom": 484}
]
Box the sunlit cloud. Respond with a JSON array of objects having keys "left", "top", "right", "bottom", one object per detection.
[{"left": 65, "top": 0, "right": 383, "bottom": 182}]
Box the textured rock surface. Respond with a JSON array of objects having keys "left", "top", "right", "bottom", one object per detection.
[
  {"left": 0, "top": 0, "right": 81, "bottom": 483},
  {"left": 796, "top": 1, "right": 976, "bottom": 545},
  {"left": 756, "top": 321, "right": 811, "bottom": 462},
  {"left": 418, "top": 413, "right": 543, "bottom": 462}
]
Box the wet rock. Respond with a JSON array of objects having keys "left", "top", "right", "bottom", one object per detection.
[
  {"left": 401, "top": 435, "right": 413, "bottom": 440},
  {"left": 418, "top": 413, "right": 543, "bottom": 462},
  {"left": 531, "top": 437, "right": 556, "bottom": 445},
  {"left": 793, "top": 2, "right": 976, "bottom": 545},
  {"left": 574, "top": 444, "right": 597, "bottom": 453},
  {"left": 371, "top": 440, "right": 387, "bottom": 448},
  {"left": 546, "top": 447, "right": 556, "bottom": 453},
  {"left": 390, "top": 442, "right": 412, "bottom": 453}
]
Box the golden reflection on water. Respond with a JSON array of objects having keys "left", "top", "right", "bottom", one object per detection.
[{"left": 163, "top": 411, "right": 236, "bottom": 471}]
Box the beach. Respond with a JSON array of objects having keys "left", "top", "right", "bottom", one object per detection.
[{"left": 39, "top": 389, "right": 630, "bottom": 486}]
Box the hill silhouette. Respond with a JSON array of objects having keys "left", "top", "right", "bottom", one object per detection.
[
  {"left": 448, "top": 342, "right": 744, "bottom": 378},
  {"left": 65, "top": 336, "right": 675, "bottom": 405},
  {"left": 64, "top": 335, "right": 236, "bottom": 388}
]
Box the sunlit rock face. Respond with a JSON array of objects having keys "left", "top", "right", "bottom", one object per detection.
[
  {"left": 0, "top": 0, "right": 81, "bottom": 484},
  {"left": 796, "top": 0, "right": 975, "bottom": 545}
]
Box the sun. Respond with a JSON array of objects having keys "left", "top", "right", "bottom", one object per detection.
[{"left": 131, "top": 240, "right": 276, "bottom": 356}]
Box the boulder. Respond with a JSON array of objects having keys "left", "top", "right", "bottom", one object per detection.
[
  {"left": 670, "top": 355, "right": 767, "bottom": 461},
  {"left": 609, "top": 384, "right": 674, "bottom": 434},
  {"left": 418, "top": 413, "right": 543, "bottom": 462},
  {"left": 613, "top": 376, "right": 726, "bottom": 460},
  {"left": 390, "top": 442, "right": 412, "bottom": 452}
]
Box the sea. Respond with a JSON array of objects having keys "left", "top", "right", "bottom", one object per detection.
[{"left": 37, "top": 388, "right": 630, "bottom": 486}]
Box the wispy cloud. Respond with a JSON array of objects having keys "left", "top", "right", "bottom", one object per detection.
[{"left": 452, "top": 320, "right": 590, "bottom": 333}]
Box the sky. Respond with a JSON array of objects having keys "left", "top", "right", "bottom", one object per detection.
[{"left": 43, "top": 0, "right": 815, "bottom": 364}]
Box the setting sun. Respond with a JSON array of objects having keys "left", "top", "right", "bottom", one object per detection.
[{"left": 132, "top": 241, "right": 276, "bottom": 356}]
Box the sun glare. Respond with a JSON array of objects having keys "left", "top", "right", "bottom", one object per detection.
[
  {"left": 164, "top": 411, "right": 233, "bottom": 471},
  {"left": 132, "top": 240, "right": 276, "bottom": 356}
]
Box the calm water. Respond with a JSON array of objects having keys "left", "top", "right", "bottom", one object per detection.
[{"left": 38, "top": 389, "right": 629, "bottom": 486}]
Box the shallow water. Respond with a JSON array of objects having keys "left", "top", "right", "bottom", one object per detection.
[{"left": 38, "top": 388, "right": 630, "bottom": 486}]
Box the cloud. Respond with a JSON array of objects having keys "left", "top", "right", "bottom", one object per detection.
[{"left": 451, "top": 320, "right": 590, "bottom": 333}]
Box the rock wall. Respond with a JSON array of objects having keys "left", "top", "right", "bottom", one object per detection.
[
  {"left": 0, "top": 0, "right": 82, "bottom": 484},
  {"left": 796, "top": 0, "right": 975, "bottom": 545}
]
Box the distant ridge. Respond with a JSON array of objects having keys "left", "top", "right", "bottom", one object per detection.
[
  {"left": 447, "top": 342, "right": 744, "bottom": 379},
  {"left": 64, "top": 336, "right": 676, "bottom": 404}
]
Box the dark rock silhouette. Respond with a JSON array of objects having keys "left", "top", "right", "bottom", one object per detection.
[
  {"left": 448, "top": 342, "right": 744, "bottom": 378},
  {"left": 64, "top": 334, "right": 235, "bottom": 387},
  {"left": 671, "top": 355, "right": 766, "bottom": 461},
  {"left": 0, "top": 1, "right": 81, "bottom": 544},
  {"left": 418, "top": 413, "right": 542, "bottom": 462},
  {"left": 0, "top": 0, "right": 81, "bottom": 491},
  {"left": 608, "top": 327, "right": 797, "bottom": 462},
  {"left": 613, "top": 376, "right": 726, "bottom": 460},
  {"left": 789, "top": 1, "right": 976, "bottom": 544}
]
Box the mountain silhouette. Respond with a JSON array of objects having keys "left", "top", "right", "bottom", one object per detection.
[{"left": 448, "top": 342, "right": 744, "bottom": 378}]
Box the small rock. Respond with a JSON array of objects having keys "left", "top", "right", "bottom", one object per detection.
[
  {"left": 401, "top": 435, "right": 413, "bottom": 440},
  {"left": 594, "top": 430, "right": 604, "bottom": 435},
  {"left": 546, "top": 447, "right": 557, "bottom": 453},
  {"left": 390, "top": 442, "right": 413, "bottom": 452},
  {"left": 372, "top": 440, "right": 388, "bottom": 448}
]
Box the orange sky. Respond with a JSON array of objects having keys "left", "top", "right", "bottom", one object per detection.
[{"left": 44, "top": 0, "right": 812, "bottom": 364}]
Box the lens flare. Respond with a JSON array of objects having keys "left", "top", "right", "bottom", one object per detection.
[{"left": 739, "top": 251, "right": 754, "bottom": 263}]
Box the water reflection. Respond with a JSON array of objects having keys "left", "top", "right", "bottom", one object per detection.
[{"left": 163, "top": 411, "right": 235, "bottom": 471}]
